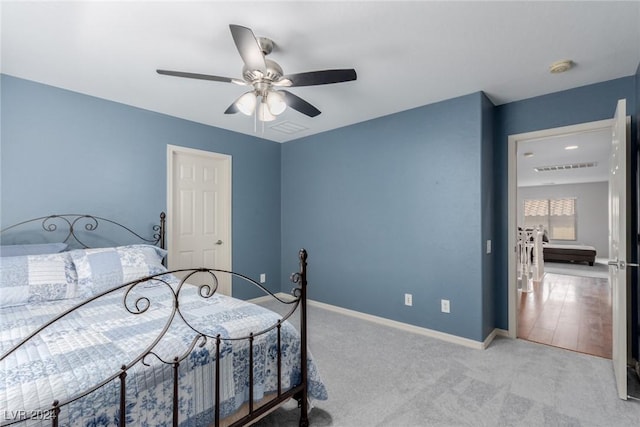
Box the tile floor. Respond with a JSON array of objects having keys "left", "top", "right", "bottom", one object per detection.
[{"left": 517, "top": 272, "right": 612, "bottom": 359}]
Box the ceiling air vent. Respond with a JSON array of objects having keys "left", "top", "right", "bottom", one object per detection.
[
  {"left": 269, "top": 121, "right": 308, "bottom": 135},
  {"left": 534, "top": 162, "right": 598, "bottom": 172}
]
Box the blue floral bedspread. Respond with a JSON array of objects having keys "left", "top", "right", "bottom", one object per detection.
[{"left": 0, "top": 279, "right": 327, "bottom": 426}]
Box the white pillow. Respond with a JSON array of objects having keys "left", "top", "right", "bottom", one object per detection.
[
  {"left": 0, "top": 252, "right": 78, "bottom": 307},
  {"left": 70, "top": 245, "right": 167, "bottom": 298}
]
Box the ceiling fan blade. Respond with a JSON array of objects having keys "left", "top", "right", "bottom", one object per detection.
[
  {"left": 229, "top": 24, "right": 267, "bottom": 72},
  {"left": 280, "top": 90, "right": 321, "bottom": 117},
  {"left": 224, "top": 103, "right": 239, "bottom": 114},
  {"left": 156, "top": 69, "right": 244, "bottom": 84},
  {"left": 282, "top": 69, "right": 357, "bottom": 87}
]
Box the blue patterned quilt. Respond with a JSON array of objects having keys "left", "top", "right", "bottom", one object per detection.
[{"left": 0, "top": 279, "right": 327, "bottom": 426}]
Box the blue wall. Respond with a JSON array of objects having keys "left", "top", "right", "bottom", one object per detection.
[
  {"left": 3, "top": 71, "right": 639, "bottom": 344},
  {"left": 493, "top": 76, "right": 638, "bottom": 330},
  {"left": 281, "top": 92, "right": 493, "bottom": 342},
  {"left": 0, "top": 75, "right": 283, "bottom": 298}
]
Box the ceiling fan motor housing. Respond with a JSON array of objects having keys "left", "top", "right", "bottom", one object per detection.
[
  {"left": 257, "top": 37, "right": 274, "bottom": 56},
  {"left": 243, "top": 59, "right": 284, "bottom": 86}
]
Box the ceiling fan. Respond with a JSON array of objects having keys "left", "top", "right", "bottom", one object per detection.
[{"left": 157, "top": 24, "right": 357, "bottom": 122}]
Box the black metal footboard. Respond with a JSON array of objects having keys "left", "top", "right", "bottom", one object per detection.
[{"left": 0, "top": 250, "right": 311, "bottom": 427}]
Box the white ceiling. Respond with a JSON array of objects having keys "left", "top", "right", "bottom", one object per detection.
[
  {"left": 1, "top": 1, "right": 639, "bottom": 145},
  {"left": 517, "top": 128, "right": 612, "bottom": 187}
]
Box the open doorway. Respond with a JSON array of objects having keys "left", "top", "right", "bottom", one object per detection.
[{"left": 507, "top": 119, "right": 613, "bottom": 358}]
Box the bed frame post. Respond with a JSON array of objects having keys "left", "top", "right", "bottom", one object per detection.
[
  {"left": 119, "top": 366, "right": 127, "bottom": 427},
  {"left": 159, "top": 212, "right": 166, "bottom": 250},
  {"left": 51, "top": 400, "right": 60, "bottom": 427},
  {"left": 298, "top": 249, "right": 309, "bottom": 427}
]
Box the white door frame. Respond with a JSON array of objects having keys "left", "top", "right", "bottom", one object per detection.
[
  {"left": 609, "top": 99, "right": 630, "bottom": 399},
  {"left": 166, "top": 144, "right": 232, "bottom": 273},
  {"left": 507, "top": 119, "right": 613, "bottom": 338}
]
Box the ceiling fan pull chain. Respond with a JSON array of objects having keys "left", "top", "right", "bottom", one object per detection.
[{"left": 254, "top": 107, "right": 257, "bottom": 133}]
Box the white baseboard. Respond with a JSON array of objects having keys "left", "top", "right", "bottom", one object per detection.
[
  {"left": 247, "top": 292, "right": 296, "bottom": 305},
  {"left": 250, "top": 293, "right": 506, "bottom": 350},
  {"left": 247, "top": 294, "right": 277, "bottom": 304},
  {"left": 481, "top": 328, "right": 509, "bottom": 349},
  {"left": 493, "top": 328, "right": 509, "bottom": 337},
  {"left": 307, "top": 299, "right": 500, "bottom": 350}
]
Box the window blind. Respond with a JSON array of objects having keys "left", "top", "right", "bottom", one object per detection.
[{"left": 524, "top": 198, "right": 576, "bottom": 240}]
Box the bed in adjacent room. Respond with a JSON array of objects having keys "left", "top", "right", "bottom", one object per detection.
[
  {"left": 0, "top": 213, "right": 326, "bottom": 427},
  {"left": 543, "top": 243, "right": 597, "bottom": 266}
]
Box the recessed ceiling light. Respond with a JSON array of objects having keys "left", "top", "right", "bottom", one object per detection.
[
  {"left": 523, "top": 152, "right": 534, "bottom": 158},
  {"left": 565, "top": 145, "right": 578, "bottom": 150},
  {"left": 549, "top": 59, "right": 574, "bottom": 74}
]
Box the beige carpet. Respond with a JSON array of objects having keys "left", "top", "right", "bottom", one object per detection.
[{"left": 255, "top": 300, "right": 640, "bottom": 426}]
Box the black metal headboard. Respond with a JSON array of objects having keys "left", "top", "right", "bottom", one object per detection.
[{"left": 0, "top": 212, "right": 166, "bottom": 250}]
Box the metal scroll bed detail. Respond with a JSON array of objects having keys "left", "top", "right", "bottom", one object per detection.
[
  {"left": 0, "top": 213, "right": 166, "bottom": 251},
  {"left": 0, "top": 213, "right": 315, "bottom": 427}
]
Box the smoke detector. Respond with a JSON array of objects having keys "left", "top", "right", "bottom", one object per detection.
[{"left": 549, "top": 60, "right": 574, "bottom": 74}]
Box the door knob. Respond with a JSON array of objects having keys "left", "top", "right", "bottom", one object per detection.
[
  {"left": 215, "top": 240, "right": 223, "bottom": 245},
  {"left": 607, "top": 259, "right": 624, "bottom": 270},
  {"left": 608, "top": 259, "right": 639, "bottom": 270}
]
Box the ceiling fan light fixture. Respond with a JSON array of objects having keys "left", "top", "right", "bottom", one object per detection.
[
  {"left": 257, "top": 100, "right": 276, "bottom": 122},
  {"left": 236, "top": 92, "right": 257, "bottom": 115},
  {"left": 266, "top": 90, "right": 287, "bottom": 115}
]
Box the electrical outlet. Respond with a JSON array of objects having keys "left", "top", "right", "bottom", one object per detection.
[
  {"left": 260, "top": 273, "right": 266, "bottom": 283},
  {"left": 441, "top": 299, "right": 450, "bottom": 313},
  {"left": 486, "top": 239, "right": 492, "bottom": 254},
  {"left": 404, "top": 293, "right": 413, "bottom": 306}
]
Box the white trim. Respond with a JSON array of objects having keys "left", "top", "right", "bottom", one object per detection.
[
  {"left": 507, "top": 119, "right": 612, "bottom": 338},
  {"left": 249, "top": 292, "right": 297, "bottom": 304},
  {"left": 481, "top": 328, "right": 499, "bottom": 348},
  {"left": 493, "top": 328, "right": 509, "bottom": 337},
  {"left": 307, "top": 299, "right": 494, "bottom": 350},
  {"left": 247, "top": 294, "right": 289, "bottom": 304},
  {"left": 250, "top": 293, "right": 501, "bottom": 349},
  {"left": 166, "top": 144, "right": 233, "bottom": 290}
]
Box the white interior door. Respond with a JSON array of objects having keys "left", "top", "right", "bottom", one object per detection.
[
  {"left": 609, "top": 98, "right": 629, "bottom": 400},
  {"left": 168, "top": 145, "right": 232, "bottom": 295}
]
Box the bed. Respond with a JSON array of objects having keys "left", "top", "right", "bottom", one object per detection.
[
  {"left": 542, "top": 243, "right": 597, "bottom": 266},
  {"left": 0, "top": 213, "right": 326, "bottom": 427}
]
